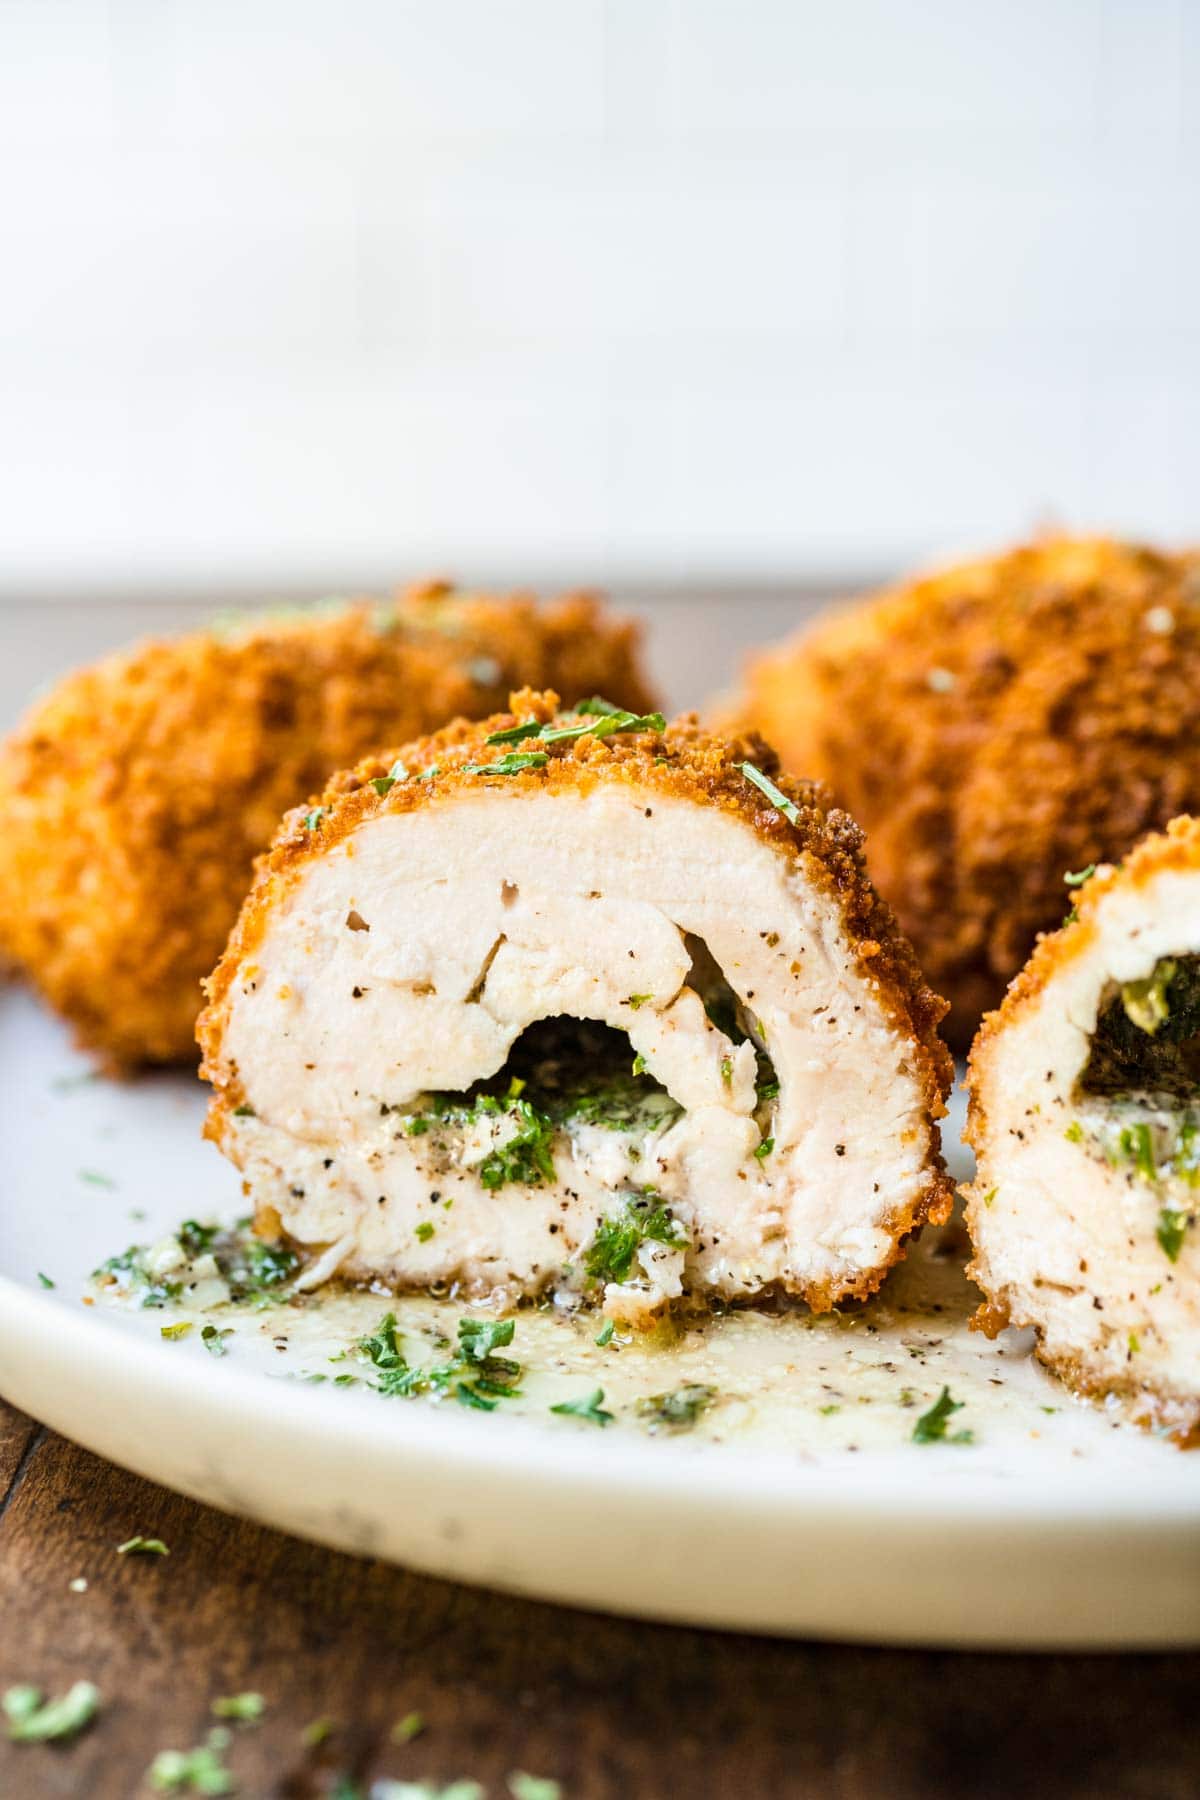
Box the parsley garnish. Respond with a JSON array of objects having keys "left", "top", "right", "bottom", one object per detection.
[
  {"left": 550, "top": 1387, "right": 614, "bottom": 1427},
  {"left": 754, "top": 1136, "right": 774, "bottom": 1160},
  {"left": 4, "top": 1681, "right": 100, "bottom": 1743},
  {"left": 117, "top": 1535, "right": 169, "bottom": 1556},
  {"left": 594, "top": 1319, "right": 615, "bottom": 1347},
  {"left": 301, "top": 807, "right": 326, "bottom": 832},
  {"left": 635, "top": 1384, "right": 715, "bottom": 1431},
  {"left": 484, "top": 705, "right": 665, "bottom": 751},
  {"left": 508, "top": 1778, "right": 562, "bottom": 1800},
  {"left": 391, "top": 1710, "right": 426, "bottom": 1744},
  {"left": 1121, "top": 960, "right": 1176, "bottom": 1035},
  {"left": 149, "top": 1727, "right": 235, "bottom": 1793},
  {"left": 626, "top": 993, "right": 651, "bottom": 1010},
  {"left": 911, "top": 1386, "right": 974, "bottom": 1445},
  {"left": 79, "top": 1168, "right": 116, "bottom": 1189},
  {"left": 358, "top": 1312, "right": 522, "bottom": 1409},
  {"left": 583, "top": 1193, "right": 688, "bottom": 1286},
  {"left": 740, "top": 762, "right": 800, "bottom": 825},
  {"left": 1117, "top": 1121, "right": 1157, "bottom": 1182},
  {"left": 415, "top": 1221, "right": 435, "bottom": 1242},
  {"left": 212, "top": 1693, "right": 264, "bottom": 1723},
  {"left": 370, "top": 760, "right": 409, "bottom": 797},
  {"left": 463, "top": 751, "right": 549, "bottom": 777},
  {"left": 1063, "top": 864, "right": 1096, "bottom": 888},
  {"left": 160, "top": 1321, "right": 192, "bottom": 1340},
  {"left": 36, "top": 1272, "right": 55, "bottom": 1289},
  {"left": 201, "top": 1325, "right": 231, "bottom": 1357}
]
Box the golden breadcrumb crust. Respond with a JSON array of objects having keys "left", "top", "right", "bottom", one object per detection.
[
  {"left": 965, "top": 816, "right": 1200, "bottom": 1442},
  {"left": 0, "top": 587, "right": 654, "bottom": 1069},
  {"left": 729, "top": 537, "right": 1200, "bottom": 1047},
  {"left": 198, "top": 692, "right": 954, "bottom": 1307}
]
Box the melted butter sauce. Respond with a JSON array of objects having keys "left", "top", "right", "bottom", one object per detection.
[{"left": 93, "top": 1212, "right": 1177, "bottom": 1460}]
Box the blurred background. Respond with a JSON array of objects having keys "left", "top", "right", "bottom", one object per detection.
[{"left": 2, "top": 0, "right": 1198, "bottom": 707}]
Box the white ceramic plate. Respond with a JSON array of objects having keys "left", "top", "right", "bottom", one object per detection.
[{"left": 2, "top": 986, "right": 1198, "bottom": 1650}]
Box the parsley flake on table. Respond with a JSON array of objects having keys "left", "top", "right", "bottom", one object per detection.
[
  {"left": 550, "top": 1387, "right": 614, "bottom": 1427},
  {"left": 36, "top": 1271, "right": 55, "bottom": 1289},
  {"left": 148, "top": 1726, "right": 236, "bottom": 1794},
  {"left": 202, "top": 1325, "right": 232, "bottom": 1357},
  {"left": 508, "top": 1777, "right": 563, "bottom": 1800},
  {"left": 78, "top": 1167, "right": 117, "bottom": 1189},
  {"left": 911, "top": 1386, "right": 974, "bottom": 1445},
  {"left": 4, "top": 1680, "right": 100, "bottom": 1743},
  {"left": 211, "top": 1692, "right": 265, "bottom": 1723}
]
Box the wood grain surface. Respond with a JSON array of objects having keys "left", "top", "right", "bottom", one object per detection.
[{"left": 0, "top": 1397, "right": 1197, "bottom": 1800}]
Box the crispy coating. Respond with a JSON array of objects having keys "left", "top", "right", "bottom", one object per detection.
[
  {"left": 0, "top": 588, "right": 654, "bottom": 1068},
  {"left": 199, "top": 690, "right": 955, "bottom": 1294},
  {"left": 729, "top": 537, "right": 1200, "bottom": 1045}
]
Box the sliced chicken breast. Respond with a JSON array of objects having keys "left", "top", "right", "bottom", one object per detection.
[
  {"left": 199, "top": 693, "right": 953, "bottom": 1325},
  {"left": 966, "top": 817, "right": 1200, "bottom": 1438}
]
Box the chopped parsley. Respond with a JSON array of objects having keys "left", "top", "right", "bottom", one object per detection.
[
  {"left": 357, "top": 1311, "right": 522, "bottom": 1409},
  {"left": 161, "top": 1321, "right": 193, "bottom": 1341},
  {"left": 911, "top": 1386, "right": 974, "bottom": 1445},
  {"left": 463, "top": 751, "right": 549, "bottom": 777},
  {"left": 550, "top": 1387, "right": 614, "bottom": 1426},
  {"left": 202, "top": 1325, "right": 232, "bottom": 1357},
  {"left": 485, "top": 704, "right": 665, "bottom": 751},
  {"left": 635, "top": 1384, "right": 715, "bottom": 1431},
  {"left": 301, "top": 807, "right": 326, "bottom": 832},
  {"left": 1063, "top": 864, "right": 1096, "bottom": 888},
  {"left": 415, "top": 1221, "right": 436, "bottom": 1243},
  {"left": 508, "top": 1778, "right": 562, "bottom": 1800},
  {"left": 117, "top": 1535, "right": 169, "bottom": 1556},
  {"left": 149, "top": 1727, "right": 235, "bottom": 1794},
  {"left": 1158, "top": 1208, "right": 1190, "bottom": 1262},
  {"left": 1064, "top": 1120, "right": 1084, "bottom": 1143},
  {"left": 1121, "top": 960, "right": 1177, "bottom": 1035},
  {"left": 211, "top": 1693, "right": 264, "bottom": 1723},
  {"left": 36, "top": 1272, "right": 55, "bottom": 1289},
  {"left": 594, "top": 1319, "right": 615, "bottom": 1347},
  {"left": 583, "top": 1192, "right": 688, "bottom": 1287},
  {"left": 4, "top": 1681, "right": 100, "bottom": 1743},
  {"left": 78, "top": 1168, "right": 116, "bottom": 1189},
  {"left": 301, "top": 1716, "right": 335, "bottom": 1747},
  {"left": 625, "top": 993, "right": 651, "bottom": 1010},
  {"left": 720, "top": 1055, "right": 733, "bottom": 1085},
  {"left": 754, "top": 1136, "right": 774, "bottom": 1160},
  {"left": 371, "top": 760, "right": 410, "bottom": 797},
  {"left": 740, "top": 762, "right": 800, "bottom": 826},
  {"left": 391, "top": 1710, "right": 426, "bottom": 1744}
]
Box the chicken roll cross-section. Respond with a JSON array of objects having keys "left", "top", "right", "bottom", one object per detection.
[
  {"left": 199, "top": 694, "right": 953, "bottom": 1325},
  {"left": 966, "top": 818, "right": 1200, "bottom": 1438}
]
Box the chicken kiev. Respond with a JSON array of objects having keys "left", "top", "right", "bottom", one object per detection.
[
  {"left": 0, "top": 585, "right": 653, "bottom": 1068},
  {"left": 199, "top": 693, "right": 953, "bottom": 1325},
  {"left": 727, "top": 537, "right": 1200, "bottom": 1045},
  {"left": 966, "top": 818, "right": 1200, "bottom": 1439}
]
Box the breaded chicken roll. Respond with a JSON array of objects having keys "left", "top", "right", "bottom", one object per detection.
[
  {"left": 0, "top": 585, "right": 652, "bottom": 1068},
  {"left": 967, "top": 819, "right": 1200, "bottom": 1438},
  {"left": 199, "top": 693, "right": 953, "bottom": 1324},
  {"left": 728, "top": 537, "right": 1200, "bottom": 1044}
]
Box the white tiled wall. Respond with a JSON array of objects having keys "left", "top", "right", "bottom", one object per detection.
[{"left": 0, "top": 0, "right": 1196, "bottom": 598}]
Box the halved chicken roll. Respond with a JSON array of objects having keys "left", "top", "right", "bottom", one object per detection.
[
  {"left": 967, "top": 818, "right": 1200, "bottom": 1437},
  {"left": 199, "top": 693, "right": 952, "bottom": 1324}
]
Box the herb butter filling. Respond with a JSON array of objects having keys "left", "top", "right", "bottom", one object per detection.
[{"left": 1073, "top": 953, "right": 1200, "bottom": 1261}]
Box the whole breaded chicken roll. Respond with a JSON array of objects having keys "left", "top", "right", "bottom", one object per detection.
[
  {"left": 966, "top": 818, "right": 1200, "bottom": 1438},
  {"left": 0, "top": 584, "right": 652, "bottom": 1069},
  {"left": 199, "top": 693, "right": 953, "bottom": 1325}
]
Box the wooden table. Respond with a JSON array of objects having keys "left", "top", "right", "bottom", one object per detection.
[{"left": 2, "top": 1400, "right": 1198, "bottom": 1799}]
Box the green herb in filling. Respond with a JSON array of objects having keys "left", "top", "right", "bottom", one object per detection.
[{"left": 583, "top": 1192, "right": 688, "bottom": 1287}]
